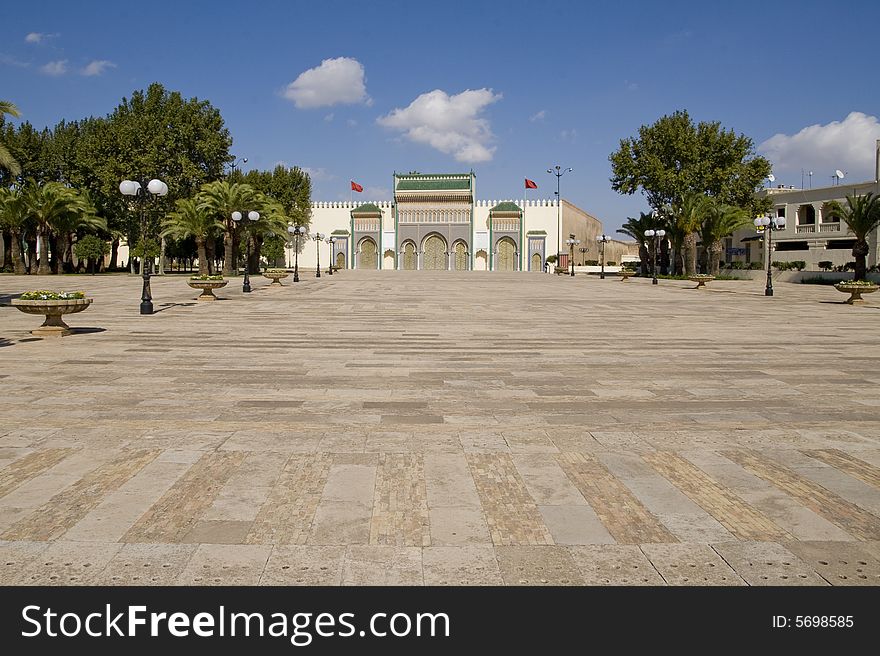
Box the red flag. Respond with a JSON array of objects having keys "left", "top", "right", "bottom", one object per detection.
[
  {"left": 524, "top": 178, "right": 537, "bottom": 189},
  {"left": 350, "top": 180, "right": 363, "bottom": 193}
]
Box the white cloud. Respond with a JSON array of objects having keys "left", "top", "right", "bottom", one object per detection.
[
  {"left": 347, "top": 118, "right": 358, "bottom": 127},
  {"left": 0, "top": 53, "right": 30, "bottom": 68},
  {"left": 560, "top": 128, "right": 578, "bottom": 142},
  {"left": 25, "top": 32, "right": 58, "bottom": 44},
  {"left": 81, "top": 60, "right": 116, "bottom": 76},
  {"left": 282, "top": 57, "right": 370, "bottom": 109},
  {"left": 529, "top": 110, "right": 546, "bottom": 122},
  {"left": 40, "top": 59, "right": 67, "bottom": 76},
  {"left": 759, "top": 112, "right": 880, "bottom": 182},
  {"left": 323, "top": 113, "right": 334, "bottom": 122},
  {"left": 302, "top": 167, "right": 334, "bottom": 182},
  {"left": 377, "top": 88, "right": 502, "bottom": 163}
]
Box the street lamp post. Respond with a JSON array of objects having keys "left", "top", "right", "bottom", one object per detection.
[
  {"left": 579, "top": 246, "right": 589, "bottom": 266},
  {"left": 564, "top": 237, "right": 580, "bottom": 277},
  {"left": 313, "top": 232, "right": 325, "bottom": 278},
  {"left": 644, "top": 228, "right": 666, "bottom": 285},
  {"left": 287, "top": 225, "right": 307, "bottom": 282},
  {"left": 232, "top": 210, "right": 260, "bottom": 293},
  {"left": 596, "top": 234, "right": 610, "bottom": 279},
  {"left": 120, "top": 178, "right": 168, "bottom": 314},
  {"left": 754, "top": 212, "right": 786, "bottom": 296},
  {"left": 229, "top": 155, "right": 248, "bottom": 177},
  {"left": 326, "top": 236, "right": 337, "bottom": 275},
  {"left": 547, "top": 165, "right": 573, "bottom": 264}
]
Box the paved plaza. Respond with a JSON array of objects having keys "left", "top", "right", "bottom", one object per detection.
[{"left": 1, "top": 270, "right": 879, "bottom": 586}]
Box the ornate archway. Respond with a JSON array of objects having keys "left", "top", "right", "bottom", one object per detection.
[
  {"left": 335, "top": 252, "right": 346, "bottom": 270},
  {"left": 358, "top": 237, "right": 378, "bottom": 269},
  {"left": 422, "top": 234, "right": 448, "bottom": 270},
  {"left": 453, "top": 241, "right": 468, "bottom": 271},
  {"left": 496, "top": 237, "right": 516, "bottom": 271},
  {"left": 474, "top": 250, "right": 487, "bottom": 271},
  {"left": 402, "top": 241, "right": 416, "bottom": 270},
  {"left": 531, "top": 252, "right": 542, "bottom": 272}
]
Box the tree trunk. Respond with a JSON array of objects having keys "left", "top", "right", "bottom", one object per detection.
[
  {"left": 660, "top": 239, "right": 670, "bottom": 275},
  {"left": 37, "top": 229, "right": 51, "bottom": 275},
  {"left": 158, "top": 236, "right": 166, "bottom": 275},
  {"left": 110, "top": 238, "right": 119, "bottom": 271},
  {"left": 683, "top": 232, "right": 698, "bottom": 276},
  {"left": 10, "top": 230, "right": 26, "bottom": 274},
  {"left": 638, "top": 244, "right": 649, "bottom": 274},
  {"left": 709, "top": 240, "right": 723, "bottom": 276},
  {"left": 222, "top": 229, "right": 235, "bottom": 276},
  {"left": 49, "top": 233, "right": 61, "bottom": 274},
  {"left": 250, "top": 234, "right": 263, "bottom": 273},
  {"left": 2, "top": 230, "right": 11, "bottom": 270},
  {"left": 196, "top": 238, "right": 208, "bottom": 274},
  {"left": 853, "top": 240, "right": 869, "bottom": 281}
]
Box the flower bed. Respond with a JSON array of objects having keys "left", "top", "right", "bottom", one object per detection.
[
  {"left": 19, "top": 290, "right": 86, "bottom": 300},
  {"left": 190, "top": 274, "right": 224, "bottom": 281}
]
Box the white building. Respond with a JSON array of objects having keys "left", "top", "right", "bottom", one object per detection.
[
  {"left": 726, "top": 179, "right": 880, "bottom": 270},
  {"left": 291, "top": 172, "right": 631, "bottom": 272}
]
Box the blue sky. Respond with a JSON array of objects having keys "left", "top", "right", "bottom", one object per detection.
[{"left": 3, "top": 0, "right": 879, "bottom": 231}]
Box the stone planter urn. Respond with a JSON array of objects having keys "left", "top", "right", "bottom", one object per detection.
[
  {"left": 262, "top": 271, "right": 290, "bottom": 285},
  {"left": 688, "top": 274, "right": 715, "bottom": 289},
  {"left": 11, "top": 297, "right": 93, "bottom": 336},
  {"left": 619, "top": 270, "right": 636, "bottom": 282},
  {"left": 187, "top": 279, "right": 227, "bottom": 301},
  {"left": 834, "top": 282, "right": 878, "bottom": 305}
]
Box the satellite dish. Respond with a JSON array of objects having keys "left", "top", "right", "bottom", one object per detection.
[
  {"left": 835, "top": 170, "right": 845, "bottom": 179},
  {"left": 767, "top": 174, "right": 775, "bottom": 182}
]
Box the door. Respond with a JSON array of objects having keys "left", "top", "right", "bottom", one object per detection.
[
  {"left": 358, "top": 238, "right": 378, "bottom": 269},
  {"left": 454, "top": 241, "right": 468, "bottom": 270},
  {"left": 335, "top": 252, "right": 345, "bottom": 270},
  {"left": 402, "top": 242, "right": 416, "bottom": 270},
  {"left": 496, "top": 238, "right": 515, "bottom": 271},
  {"left": 531, "top": 252, "right": 542, "bottom": 272},
  {"left": 423, "top": 235, "right": 447, "bottom": 270}
]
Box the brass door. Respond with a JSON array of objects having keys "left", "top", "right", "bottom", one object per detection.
[
  {"left": 531, "top": 252, "right": 542, "bottom": 272},
  {"left": 454, "top": 242, "right": 468, "bottom": 270},
  {"left": 403, "top": 243, "right": 416, "bottom": 270},
  {"left": 335, "top": 252, "right": 345, "bottom": 269},
  {"left": 358, "top": 238, "right": 378, "bottom": 269},
  {"left": 496, "top": 238, "right": 515, "bottom": 271},
  {"left": 423, "top": 235, "right": 447, "bottom": 270}
]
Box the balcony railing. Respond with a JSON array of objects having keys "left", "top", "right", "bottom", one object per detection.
[
  {"left": 796, "top": 224, "right": 815, "bottom": 234},
  {"left": 819, "top": 223, "right": 841, "bottom": 233}
]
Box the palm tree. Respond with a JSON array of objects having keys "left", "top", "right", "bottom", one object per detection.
[
  {"left": 699, "top": 201, "right": 751, "bottom": 275},
  {"left": 162, "top": 197, "right": 223, "bottom": 274},
  {"left": 198, "top": 180, "right": 258, "bottom": 275},
  {"left": 0, "top": 186, "right": 28, "bottom": 273},
  {"left": 20, "top": 182, "right": 94, "bottom": 275},
  {"left": 824, "top": 193, "right": 880, "bottom": 281},
  {"left": 0, "top": 100, "right": 21, "bottom": 177},
  {"left": 616, "top": 212, "right": 654, "bottom": 273},
  {"left": 670, "top": 192, "right": 710, "bottom": 276}
]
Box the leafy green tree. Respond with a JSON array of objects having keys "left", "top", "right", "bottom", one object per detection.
[
  {"left": 20, "top": 182, "right": 101, "bottom": 274},
  {"left": 162, "top": 197, "right": 223, "bottom": 274},
  {"left": 699, "top": 200, "right": 750, "bottom": 275},
  {"left": 261, "top": 234, "right": 287, "bottom": 267},
  {"left": 824, "top": 193, "right": 880, "bottom": 281},
  {"left": 609, "top": 110, "right": 772, "bottom": 217},
  {"left": 0, "top": 186, "right": 29, "bottom": 273},
  {"left": 73, "top": 234, "right": 110, "bottom": 274},
  {"left": 0, "top": 100, "right": 22, "bottom": 177},
  {"left": 666, "top": 192, "right": 710, "bottom": 276},
  {"left": 198, "top": 180, "right": 259, "bottom": 275}
]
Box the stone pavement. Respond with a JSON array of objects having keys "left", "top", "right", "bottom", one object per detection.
[{"left": 0, "top": 270, "right": 879, "bottom": 585}]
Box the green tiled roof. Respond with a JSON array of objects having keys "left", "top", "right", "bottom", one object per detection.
[
  {"left": 526, "top": 230, "right": 547, "bottom": 235},
  {"left": 331, "top": 229, "right": 350, "bottom": 235},
  {"left": 351, "top": 203, "right": 383, "bottom": 214},
  {"left": 489, "top": 202, "right": 522, "bottom": 213},
  {"left": 396, "top": 175, "right": 472, "bottom": 191}
]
